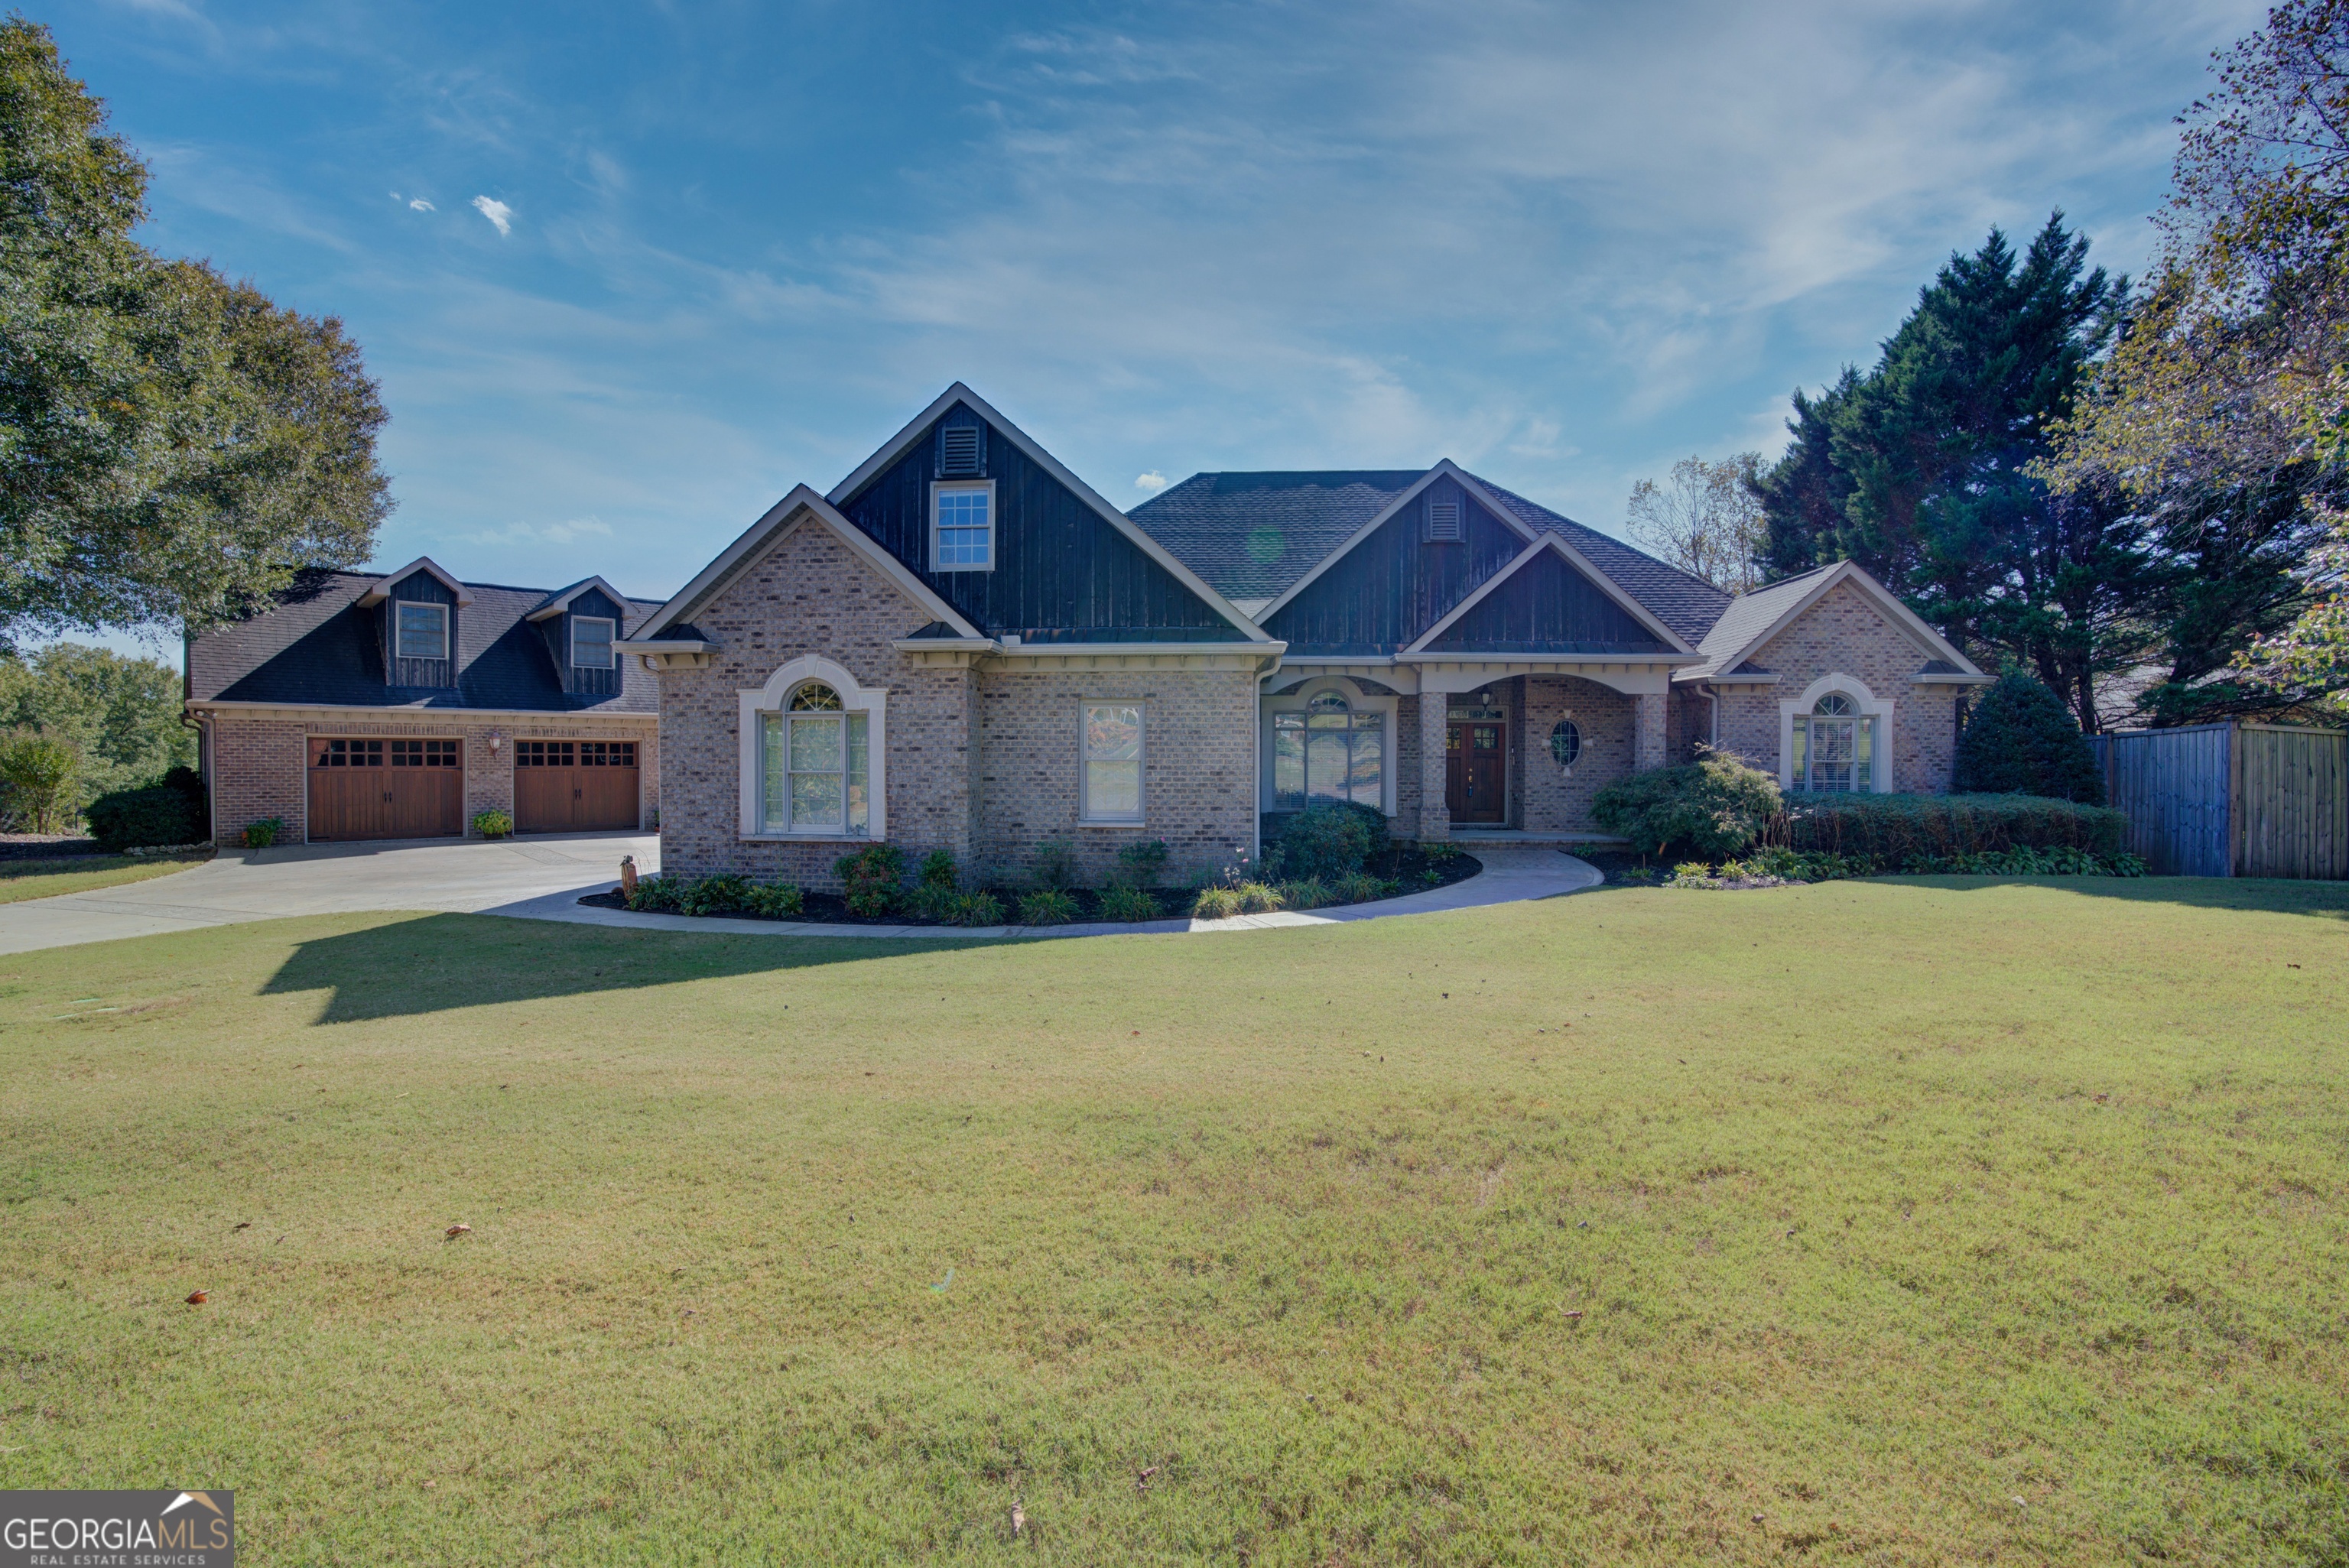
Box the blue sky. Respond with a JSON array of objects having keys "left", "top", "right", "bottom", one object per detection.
[{"left": 51, "top": 0, "right": 2260, "bottom": 654}]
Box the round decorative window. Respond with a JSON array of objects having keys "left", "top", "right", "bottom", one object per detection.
[{"left": 1549, "top": 719, "right": 1581, "bottom": 770}]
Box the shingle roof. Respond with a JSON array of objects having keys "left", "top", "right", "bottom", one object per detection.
[
  {"left": 1675, "top": 563, "right": 1841, "bottom": 681},
  {"left": 1127, "top": 471, "right": 1426, "bottom": 603},
  {"left": 1464, "top": 479, "right": 1734, "bottom": 648},
  {"left": 188, "top": 569, "right": 663, "bottom": 713}
]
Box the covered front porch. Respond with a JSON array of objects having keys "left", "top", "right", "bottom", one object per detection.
[{"left": 1261, "top": 657, "right": 1698, "bottom": 842}]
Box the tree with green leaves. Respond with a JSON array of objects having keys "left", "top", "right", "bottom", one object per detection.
[
  {"left": 1951, "top": 674, "right": 2105, "bottom": 802},
  {"left": 0, "top": 641, "right": 191, "bottom": 807},
  {"left": 1, "top": 18, "right": 388, "bottom": 651},
  {"left": 1754, "top": 216, "right": 2147, "bottom": 732}
]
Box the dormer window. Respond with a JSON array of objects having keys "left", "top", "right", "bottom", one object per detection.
[
  {"left": 1425, "top": 497, "right": 1464, "bottom": 543},
  {"left": 396, "top": 602, "right": 449, "bottom": 661},
  {"left": 938, "top": 423, "right": 983, "bottom": 477},
  {"left": 931, "top": 480, "right": 996, "bottom": 571},
  {"left": 572, "top": 616, "right": 615, "bottom": 669}
]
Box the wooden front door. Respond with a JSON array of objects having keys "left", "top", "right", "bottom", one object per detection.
[
  {"left": 1446, "top": 722, "right": 1507, "bottom": 824},
  {"left": 307, "top": 737, "right": 463, "bottom": 841},
  {"left": 513, "top": 739, "right": 640, "bottom": 833}
]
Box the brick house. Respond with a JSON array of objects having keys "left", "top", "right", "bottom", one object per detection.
[
  {"left": 186, "top": 563, "right": 661, "bottom": 844},
  {"left": 626, "top": 385, "right": 1990, "bottom": 888}
]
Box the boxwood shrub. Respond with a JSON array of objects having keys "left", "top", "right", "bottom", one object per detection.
[{"left": 1769, "top": 792, "right": 2128, "bottom": 861}]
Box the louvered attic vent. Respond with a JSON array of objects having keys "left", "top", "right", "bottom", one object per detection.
[
  {"left": 1425, "top": 497, "right": 1464, "bottom": 542},
  {"left": 938, "top": 424, "right": 983, "bottom": 477}
]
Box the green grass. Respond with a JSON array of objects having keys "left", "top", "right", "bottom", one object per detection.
[
  {"left": 2, "top": 877, "right": 2345, "bottom": 1564},
  {"left": 0, "top": 852, "right": 209, "bottom": 903}
]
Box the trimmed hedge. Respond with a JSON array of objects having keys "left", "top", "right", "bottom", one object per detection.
[
  {"left": 1769, "top": 792, "right": 2128, "bottom": 861},
  {"left": 85, "top": 781, "right": 205, "bottom": 851},
  {"left": 1952, "top": 674, "right": 2104, "bottom": 803}
]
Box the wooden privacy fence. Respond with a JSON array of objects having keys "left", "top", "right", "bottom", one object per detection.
[{"left": 2090, "top": 722, "right": 2349, "bottom": 878}]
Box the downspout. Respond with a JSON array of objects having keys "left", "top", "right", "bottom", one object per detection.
[
  {"left": 1701, "top": 681, "right": 1720, "bottom": 751},
  {"left": 1252, "top": 651, "right": 1284, "bottom": 872}
]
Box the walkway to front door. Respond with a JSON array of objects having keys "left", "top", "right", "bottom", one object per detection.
[{"left": 1447, "top": 720, "right": 1506, "bottom": 824}]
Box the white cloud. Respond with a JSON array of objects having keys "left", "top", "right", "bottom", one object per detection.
[
  {"left": 465, "top": 516, "right": 614, "bottom": 547},
  {"left": 408, "top": 197, "right": 435, "bottom": 212},
  {"left": 1133, "top": 470, "right": 1168, "bottom": 493},
  {"left": 471, "top": 195, "right": 512, "bottom": 235}
]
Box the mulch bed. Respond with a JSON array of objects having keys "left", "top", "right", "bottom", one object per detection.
[
  {"left": 0, "top": 834, "right": 106, "bottom": 861},
  {"left": 576, "top": 849, "right": 1484, "bottom": 927},
  {"left": 1571, "top": 849, "right": 1675, "bottom": 886}
]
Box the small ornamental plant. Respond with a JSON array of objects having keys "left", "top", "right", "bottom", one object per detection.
[
  {"left": 242, "top": 817, "right": 284, "bottom": 849},
  {"left": 471, "top": 809, "right": 514, "bottom": 839},
  {"left": 1018, "top": 888, "right": 1080, "bottom": 926},
  {"left": 833, "top": 844, "right": 905, "bottom": 917}
]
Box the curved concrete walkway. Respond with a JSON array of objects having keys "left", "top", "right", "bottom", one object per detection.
[
  {"left": 495, "top": 843, "right": 1601, "bottom": 940},
  {"left": 0, "top": 836, "right": 1599, "bottom": 953}
]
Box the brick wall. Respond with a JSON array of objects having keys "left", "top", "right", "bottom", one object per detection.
[
  {"left": 203, "top": 713, "right": 657, "bottom": 845},
  {"left": 1516, "top": 675, "right": 1636, "bottom": 832},
  {"left": 1709, "top": 580, "right": 1963, "bottom": 792}
]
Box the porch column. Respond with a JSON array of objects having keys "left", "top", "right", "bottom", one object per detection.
[
  {"left": 1633, "top": 692, "right": 1667, "bottom": 771},
  {"left": 1418, "top": 695, "right": 1450, "bottom": 841}
]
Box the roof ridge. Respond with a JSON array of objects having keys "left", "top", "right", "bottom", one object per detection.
[{"left": 1464, "top": 474, "right": 1733, "bottom": 605}]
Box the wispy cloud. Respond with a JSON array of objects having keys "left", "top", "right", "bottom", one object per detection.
[
  {"left": 408, "top": 196, "right": 434, "bottom": 212},
  {"left": 471, "top": 195, "right": 512, "bottom": 235},
  {"left": 464, "top": 515, "right": 613, "bottom": 548},
  {"left": 1132, "top": 470, "right": 1167, "bottom": 494}
]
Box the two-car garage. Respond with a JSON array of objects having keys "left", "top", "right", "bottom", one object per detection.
[{"left": 304, "top": 733, "right": 643, "bottom": 842}]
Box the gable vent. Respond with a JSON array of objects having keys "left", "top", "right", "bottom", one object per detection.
[
  {"left": 938, "top": 424, "right": 983, "bottom": 477},
  {"left": 1425, "top": 497, "right": 1464, "bottom": 543}
]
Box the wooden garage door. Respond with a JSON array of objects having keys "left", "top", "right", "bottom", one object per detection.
[
  {"left": 513, "top": 740, "right": 639, "bottom": 833},
  {"left": 308, "top": 737, "right": 464, "bottom": 842}
]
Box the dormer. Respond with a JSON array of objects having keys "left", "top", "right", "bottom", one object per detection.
[
  {"left": 526, "top": 577, "right": 632, "bottom": 698},
  {"left": 356, "top": 557, "right": 472, "bottom": 689}
]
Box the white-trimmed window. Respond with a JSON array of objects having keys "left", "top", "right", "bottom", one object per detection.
[
  {"left": 761, "top": 681, "right": 869, "bottom": 835},
  {"left": 1792, "top": 691, "right": 1873, "bottom": 793},
  {"left": 1080, "top": 703, "right": 1143, "bottom": 823},
  {"left": 1272, "top": 690, "right": 1384, "bottom": 810},
  {"left": 931, "top": 480, "right": 996, "bottom": 571},
  {"left": 396, "top": 601, "right": 449, "bottom": 661},
  {"left": 571, "top": 616, "right": 615, "bottom": 669}
]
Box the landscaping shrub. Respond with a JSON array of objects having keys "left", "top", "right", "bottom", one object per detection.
[
  {"left": 833, "top": 844, "right": 904, "bottom": 917},
  {"left": 1334, "top": 872, "right": 1390, "bottom": 904},
  {"left": 0, "top": 729, "right": 80, "bottom": 833},
  {"left": 1095, "top": 885, "right": 1161, "bottom": 921},
  {"left": 1018, "top": 888, "right": 1080, "bottom": 925},
  {"left": 242, "top": 817, "right": 284, "bottom": 849},
  {"left": 471, "top": 809, "right": 513, "bottom": 839},
  {"left": 1280, "top": 875, "right": 1332, "bottom": 911},
  {"left": 86, "top": 781, "right": 204, "bottom": 850},
  {"left": 918, "top": 849, "right": 957, "bottom": 888},
  {"left": 1032, "top": 839, "right": 1078, "bottom": 890},
  {"left": 1271, "top": 800, "right": 1386, "bottom": 881},
  {"left": 1113, "top": 839, "right": 1169, "bottom": 888},
  {"left": 1771, "top": 792, "right": 2128, "bottom": 861},
  {"left": 741, "top": 882, "right": 805, "bottom": 918},
  {"left": 677, "top": 874, "right": 752, "bottom": 917},
  {"left": 1592, "top": 752, "right": 1782, "bottom": 859},
  {"left": 625, "top": 875, "right": 684, "bottom": 913},
  {"left": 946, "top": 890, "right": 1003, "bottom": 927},
  {"left": 1953, "top": 674, "right": 2104, "bottom": 803}
]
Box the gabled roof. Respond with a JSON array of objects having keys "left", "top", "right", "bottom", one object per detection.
[
  {"left": 1674, "top": 560, "right": 1988, "bottom": 683},
  {"left": 1402, "top": 533, "right": 1698, "bottom": 657},
  {"left": 827, "top": 383, "right": 1272, "bottom": 642},
  {"left": 525, "top": 577, "right": 632, "bottom": 622},
  {"left": 1128, "top": 470, "right": 1428, "bottom": 604},
  {"left": 356, "top": 556, "right": 473, "bottom": 607},
  {"left": 627, "top": 484, "right": 984, "bottom": 644},
  {"left": 189, "top": 569, "right": 661, "bottom": 713},
  {"left": 1250, "top": 461, "right": 1540, "bottom": 626},
  {"left": 1468, "top": 481, "right": 1734, "bottom": 647}
]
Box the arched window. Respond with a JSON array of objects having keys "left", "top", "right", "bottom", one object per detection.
[
  {"left": 1794, "top": 690, "right": 1872, "bottom": 793},
  {"left": 761, "top": 680, "right": 869, "bottom": 834},
  {"left": 1272, "top": 689, "right": 1384, "bottom": 810}
]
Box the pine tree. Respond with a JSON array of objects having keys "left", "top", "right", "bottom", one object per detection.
[{"left": 1951, "top": 674, "right": 2105, "bottom": 802}]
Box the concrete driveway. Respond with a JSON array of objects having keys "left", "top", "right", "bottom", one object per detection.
[{"left": 0, "top": 833, "right": 655, "bottom": 955}]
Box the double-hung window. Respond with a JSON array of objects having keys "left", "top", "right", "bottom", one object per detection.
[
  {"left": 931, "top": 481, "right": 995, "bottom": 571},
  {"left": 572, "top": 616, "right": 615, "bottom": 669},
  {"left": 762, "top": 682, "right": 868, "bottom": 836},
  {"left": 396, "top": 602, "right": 449, "bottom": 661},
  {"left": 1080, "top": 703, "right": 1143, "bottom": 823}
]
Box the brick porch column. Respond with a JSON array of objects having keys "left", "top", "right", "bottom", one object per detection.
[
  {"left": 1418, "top": 693, "right": 1450, "bottom": 841},
  {"left": 1634, "top": 691, "right": 1668, "bottom": 771}
]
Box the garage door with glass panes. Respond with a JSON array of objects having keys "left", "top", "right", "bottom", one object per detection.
[
  {"left": 307, "top": 737, "right": 464, "bottom": 841},
  {"left": 512, "top": 739, "right": 639, "bottom": 832}
]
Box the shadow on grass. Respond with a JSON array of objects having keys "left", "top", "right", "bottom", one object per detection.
[
  {"left": 262, "top": 911, "right": 1004, "bottom": 1023},
  {"left": 1873, "top": 874, "right": 2349, "bottom": 920}
]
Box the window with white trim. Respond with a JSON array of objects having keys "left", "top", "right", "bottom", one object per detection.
[
  {"left": 1272, "top": 690, "right": 1383, "bottom": 810},
  {"left": 571, "top": 616, "right": 615, "bottom": 669},
  {"left": 931, "top": 481, "right": 995, "bottom": 571},
  {"left": 761, "top": 681, "right": 869, "bottom": 835},
  {"left": 1792, "top": 690, "right": 1873, "bottom": 792},
  {"left": 1080, "top": 703, "right": 1144, "bottom": 823},
  {"left": 396, "top": 602, "right": 449, "bottom": 661}
]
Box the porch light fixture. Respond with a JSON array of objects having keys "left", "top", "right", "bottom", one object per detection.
[{"left": 486, "top": 730, "right": 503, "bottom": 755}]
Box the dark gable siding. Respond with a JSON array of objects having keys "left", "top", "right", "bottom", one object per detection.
[
  {"left": 547, "top": 586, "right": 627, "bottom": 697},
  {"left": 1264, "top": 476, "right": 1519, "bottom": 656},
  {"left": 1425, "top": 550, "right": 1667, "bottom": 654},
  {"left": 385, "top": 570, "right": 456, "bottom": 689},
  {"left": 836, "top": 407, "right": 1234, "bottom": 642}
]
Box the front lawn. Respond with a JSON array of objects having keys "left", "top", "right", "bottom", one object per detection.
[
  {"left": 0, "top": 851, "right": 210, "bottom": 904},
  {"left": 2, "top": 878, "right": 2344, "bottom": 1563}
]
